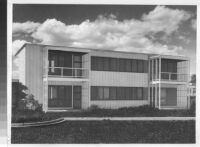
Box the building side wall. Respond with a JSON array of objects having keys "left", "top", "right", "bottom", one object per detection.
[{"left": 25, "top": 45, "right": 44, "bottom": 104}]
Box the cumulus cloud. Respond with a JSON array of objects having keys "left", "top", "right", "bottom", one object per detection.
[
  {"left": 12, "top": 39, "right": 27, "bottom": 55},
  {"left": 13, "top": 6, "right": 192, "bottom": 56},
  {"left": 12, "top": 40, "right": 28, "bottom": 79},
  {"left": 13, "top": 21, "right": 40, "bottom": 36},
  {"left": 141, "top": 6, "right": 191, "bottom": 35}
]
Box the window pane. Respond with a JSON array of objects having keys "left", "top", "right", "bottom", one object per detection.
[
  {"left": 74, "top": 55, "right": 82, "bottom": 62},
  {"left": 58, "top": 86, "right": 65, "bottom": 99},
  {"left": 91, "top": 56, "right": 98, "bottom": 70},
  {"left": 143, "top": 60, "right": 148, "bottom": 73},
  {"left": 98, "top": 87, "right": 104, "bottom": 99},
  {"left": 131, "top": 60, "right": 137, "bottom": 72},
  {"left": 125, "top": 87, "right": 132, "bottom": 100},
  {"left": 137, "top": 88, "right": 143, "bottom": 99},
  {"left": 59, "top": 55, "right": 65, "bottom": 67},
  {"left": 91, "top": 87, "right": 97, "bottom": 100},
  {"left": 104, "top": 58, "right": 110, "bottom": 71},
  {"left": 131, "top": 87, "right": 136, "bottom": 100},
  {"left": 143, "top": 88, "right": 148, "bottom": 100},
  {"left": 52, "top": 86, "right": 58, "bottom": 99},
  {"left": 138, "top": 60, "right": 144, "bottom": 73},
  {"left": 110, "top": 58, "right": 118, "bottom": 71},
  {"left": 119, "top": 59, "right": 126, "bottom": 72},
  {"left": 109, "top": 87, "right": 116, "bottom": 99},
  {"left": 104, "top": 87, "right": 109, "bottom": 99},
  {"left": 125, "top": 59, "right": 132, "bottom": 72},
  {"left": 98, "top": 57, "right": 104, "bottom": 71}
]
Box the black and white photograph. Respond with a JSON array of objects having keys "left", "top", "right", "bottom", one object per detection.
[{"left": 10, "top": 0, "right": 197, "bottom": 144}]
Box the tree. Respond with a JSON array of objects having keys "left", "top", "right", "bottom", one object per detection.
[
  {"left": 12, "top": 82, "right": 28, "bottom": 109},
  {"left": 190, "top": 74, "right": 196, "bottom": 85}
]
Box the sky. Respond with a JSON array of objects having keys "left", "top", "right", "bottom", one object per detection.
[{"left": 12, "top": 4, "right": 196, "bottom": 78}]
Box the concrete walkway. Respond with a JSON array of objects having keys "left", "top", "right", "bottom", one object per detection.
[
  {"left": 63, "top": 117, "right": 195, "bottom": 121},
  {"left": 12, "top": 117, "right": 195, "bottom": 128}
]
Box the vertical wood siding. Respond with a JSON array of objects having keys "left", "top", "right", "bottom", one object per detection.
[
  {"left": 25, "top": 45, "right": 44, "bottom": 104},
  {"left": 90, "top": 71, "right": 148, "bottom": 87}
]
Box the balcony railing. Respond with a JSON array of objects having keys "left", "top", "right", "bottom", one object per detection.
[
  {"left": 48, "top": 67, "right": 89, "bottom": 78},
  {"left": 152, "top": 72, "right": 188, "bottom": 82}
]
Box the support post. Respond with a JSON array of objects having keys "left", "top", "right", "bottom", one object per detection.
[
  {"left": 159, "top": 56, "right": 161, "bottom": 109},
  {"left": 156, "top": 59, "right": 158, "bottom": 80}
]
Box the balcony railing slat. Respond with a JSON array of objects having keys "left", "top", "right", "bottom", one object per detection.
[{"left": 152, "top": 72, "right": 187, "bottom": 82}]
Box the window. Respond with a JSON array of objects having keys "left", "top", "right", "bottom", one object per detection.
[
  {"left": 143, "top": 60, "right": 148, "bottom": 73},
  {"left": 98, "top": 87, "right": 104, "bottom": 99},
  {"left": 119, "top": 59, "right": 126, "bottom": 72},
  {"left": 91, "top": 57, "right": 104, "bottom": 71},
  {"left": 104, "top": 87, "right": 109, "bottom": 99},
  {"left": 131, "top": 87, "right": 136, "bottom": 100},
  {"left": 109, "top": 87, "right": 117, "bottom": 99},
  {"left": 137, "top": 60, "right": 144, "bottom": 73},
  {"left": 125, "top": 59, "right": 132, "bottom": 72},
  {"left": 131, "top": 60, "right": 137, "bottom": 72},
  {"left": 110, "top": 58, "right": 118, "bottom": 71},
  {"left": 91, "top": 86, "right": 147, "bottom": 100},
  {"left": 143, "top": 88, "right": 148, "bottom": 100},
  {"left": 103, "top": 58, "right": 110, "bottom": 71},
  {"left": 91, "top": 56, "right": 148, "bottom": 73},
  {"left": 137, "top": 88, "right": 143, "bottom": 100},
  {"left": 91, "top": 87, "right": 98, "bottom": 100}
]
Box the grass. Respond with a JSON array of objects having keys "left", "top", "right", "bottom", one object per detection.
[
  {"left": 12, "top": 105, "right": 195, "bottom": 123},
  {"left": 11, "top": 120, "right": 195, "bottom": 143}
]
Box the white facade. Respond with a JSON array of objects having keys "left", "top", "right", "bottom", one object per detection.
[{"left": 15, "top": 43, "right": 190, "bottom": 111}]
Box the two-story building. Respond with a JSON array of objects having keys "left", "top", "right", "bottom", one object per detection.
[{"left": 14, "top": 43, "right": 190, "bottom": 111}]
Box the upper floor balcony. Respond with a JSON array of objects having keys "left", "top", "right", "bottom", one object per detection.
[
  {"left": 47, "top": 50, "right": 89, "bottom": 79},
  {"left": 150, "top": 55, "right": 189, "bottom": 84}
]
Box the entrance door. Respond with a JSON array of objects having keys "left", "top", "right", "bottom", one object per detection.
[{"left": 48, "top": 86, "right": 72, "bottom": 108}]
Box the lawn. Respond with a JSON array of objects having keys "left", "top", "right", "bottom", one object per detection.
[{"left": 12, "top": 120, "right": 195, "bottom": 143}]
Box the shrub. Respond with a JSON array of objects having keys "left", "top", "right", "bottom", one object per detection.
[
  {"left": 189, "top": 101, "right": 195, "bottom": 116},
  {"left": 88, "top": 105, "right": 100, "bottom": 111}
]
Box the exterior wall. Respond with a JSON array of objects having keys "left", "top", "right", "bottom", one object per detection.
[
  {"left": 25, "top": 45, "right": 44, "bottom": 104},
  {"left": 161, "top": 84, "right": 188, "bottom": 109},
  {"left": 177, "top": 85, "right": 188, "bottom": 108},
  {"left": 89, "top": 50, "right": 149, "bottom": 109},
  {"left": 90, "top": 71, "right": 148, "bottom": 87}
]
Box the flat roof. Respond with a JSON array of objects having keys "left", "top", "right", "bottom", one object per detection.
[{"left": 15, "top": 43, "right": 189, "bottom": 60}]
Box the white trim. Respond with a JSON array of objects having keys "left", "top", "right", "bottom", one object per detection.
[{"left": 48, "top": 77, "right": 89, "bottom": 82}]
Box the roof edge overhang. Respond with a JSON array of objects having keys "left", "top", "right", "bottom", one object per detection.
[{"left": 14, "top": 43, "right": 189, "bottom": 61}]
